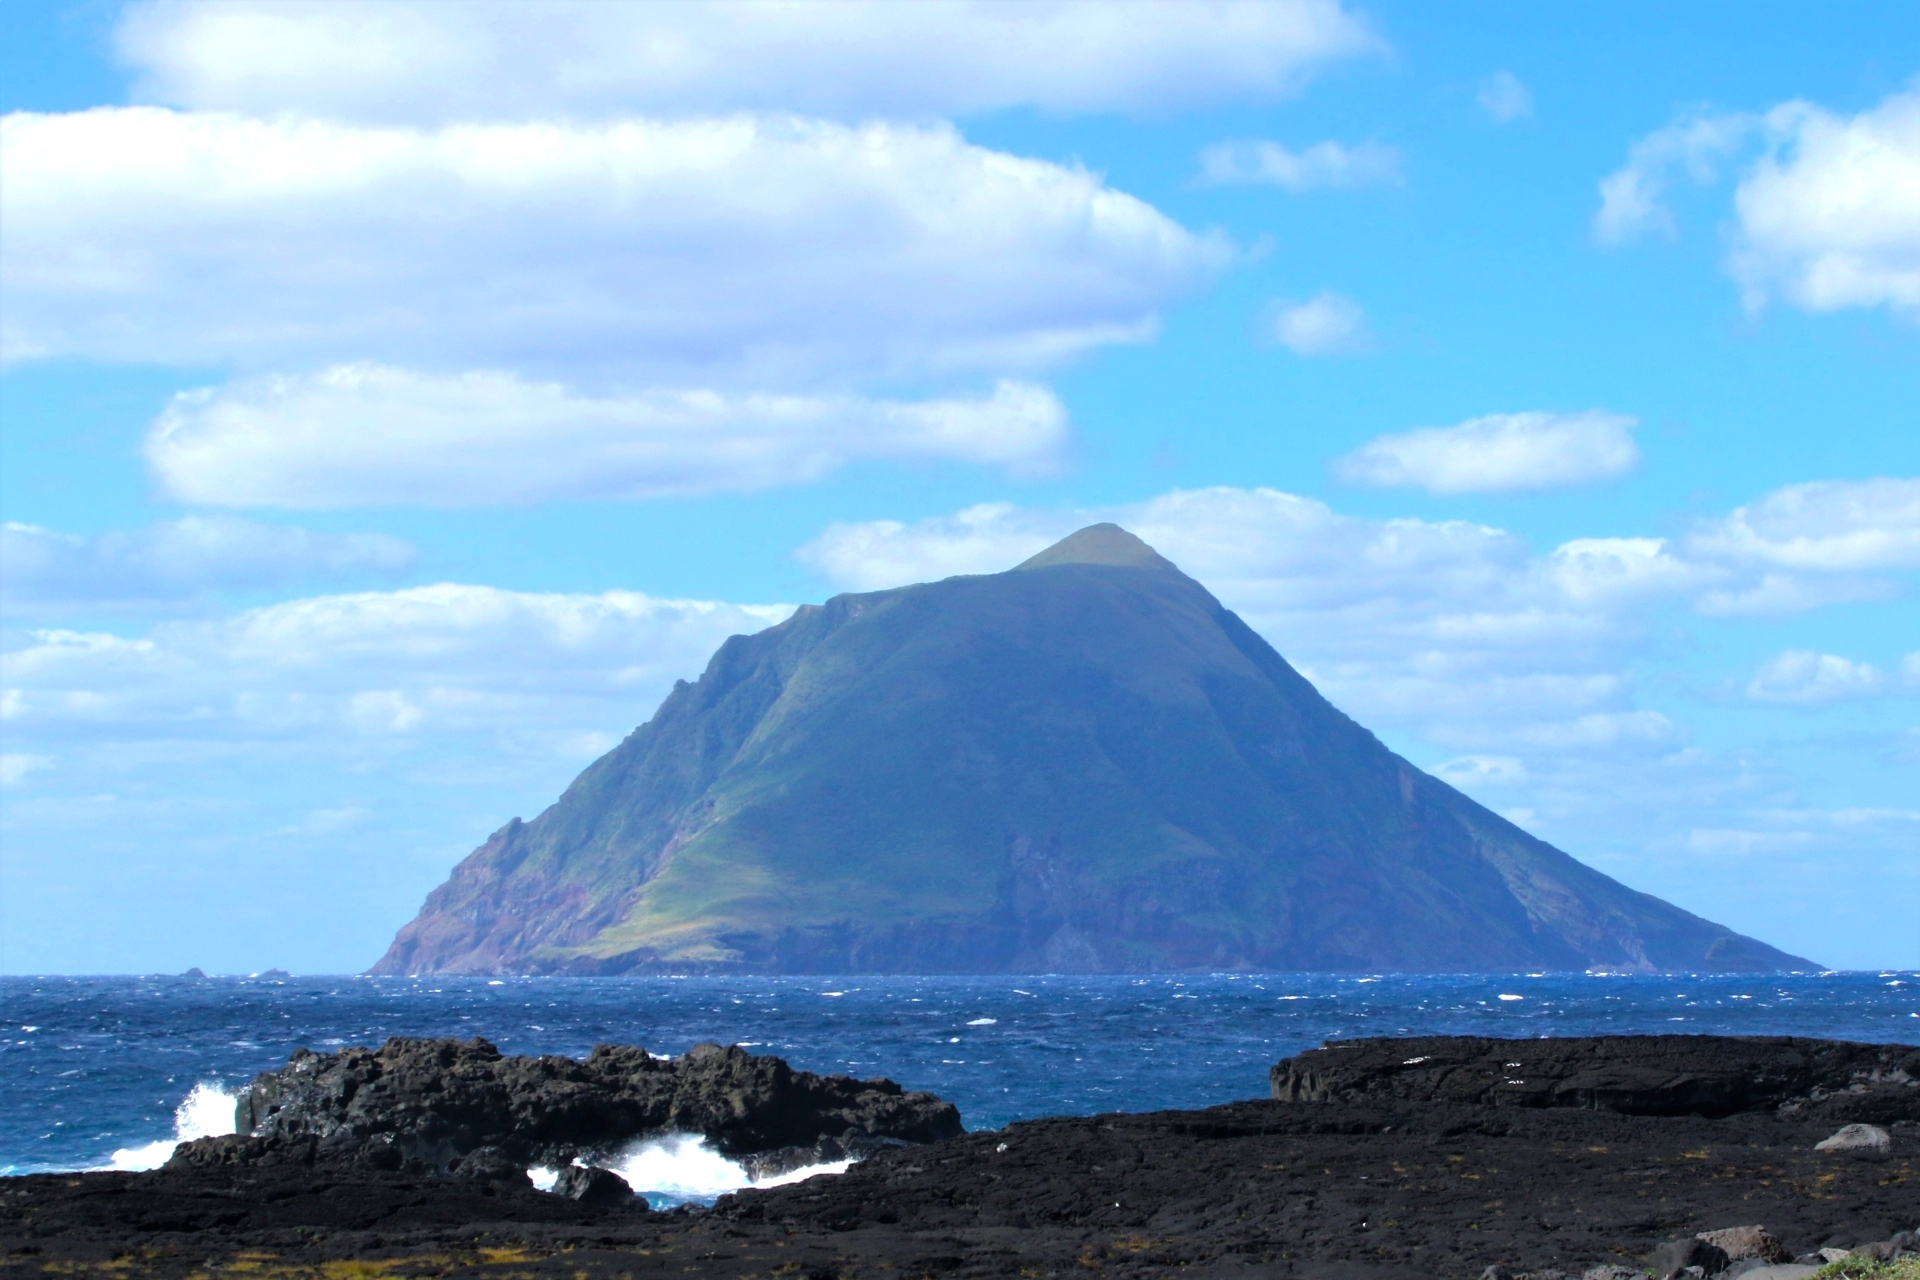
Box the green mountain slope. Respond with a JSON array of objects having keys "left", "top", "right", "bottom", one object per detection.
[{"left": 372, "top": 526, "right": 1815, "bottom": 974}]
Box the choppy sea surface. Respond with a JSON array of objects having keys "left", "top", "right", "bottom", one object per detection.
[{"left": 5, "top": 972, "right": 1915, "bottom": 1199}]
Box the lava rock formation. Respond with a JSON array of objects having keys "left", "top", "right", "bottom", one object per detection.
[{"left": 170, "top": 1036, "right": 961, "bottom": 1178}]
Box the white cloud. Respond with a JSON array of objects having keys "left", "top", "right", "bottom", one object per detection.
[
  {"left": 1477, "top": 71, "right": 1532, "bottom": 124},
  {"left": 1433, "top": 754, "right": 1527, "bottom": 785},
  {"left": 0, "top": 109, "right": 1226, "bottom": 382},
  {"left": 1267, "top": 291, "right": 1372, "bottom": 355},
  {"left": 1682, "top": 478, "right": 1920, "bottom": 614},
  {"left": 116, "top": 0, "right": 1381, "bottom": 123},
  {"left": 1685, "top": 827, "right": 1820, "bottom": 856},
  {"left": 1687, "top": 806, "right": 1920, "bottom": 856},
  {"left": 1332, "top": 410, "right": 1640, "bottom": 494},
  {"left": 145, "top": 366, "right": 1068, "bottom": 508},
  {"left": 1, "top": 517, "right": 414, "bottom": 614},
  {"left": 1, "top": 585, "right": 794, "bottom": 743},
  {"left": 1596, "top": 85, "right": 1920, "bottom": 320},
  {"left": 0, "top": 754, "right": 53, "bottom": 788},
  {"left": 1593, "top": 111, "right": 1754, "bottom": 245},
  {"left": 1732, "top": 88, "right": 1920, "bottom": 317},
  {"left": 1543, "top": 537, "right": 1706, "bottom": 604},
  {"left": 1691, "top": 573, "right": 1899, "bottom": 619},
  {"left": 1196, "top": 139, "right": 1401, "bottom": 190},
  {"left": 1746, "top": 650, "right": 1889, "bottom": 705}
]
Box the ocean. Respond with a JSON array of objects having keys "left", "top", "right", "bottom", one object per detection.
[{"left": 5, "top": 971, "right": 1915, "bottom": 1203}]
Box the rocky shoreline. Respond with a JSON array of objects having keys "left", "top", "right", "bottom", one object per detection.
[{"left": 2, "top": 1033, "right": 1916, "bottom": 1278}]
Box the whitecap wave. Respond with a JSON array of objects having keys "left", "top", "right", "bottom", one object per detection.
[
  {"left": 107, "top": 1082, "right": 238, "bottom": 1171},
  {"left": 599, "top": 1132, "right": 851, "bottom": 1205}
]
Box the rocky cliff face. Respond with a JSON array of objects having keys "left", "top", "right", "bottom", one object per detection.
[
  {"left": 373, "top": 524, "right": 1815, "bottom": 975},
  {"left": 170, "top": 1036, "right": 960, "bottom": 1177}
]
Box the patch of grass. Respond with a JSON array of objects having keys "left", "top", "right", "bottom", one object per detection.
[{"left": 1811, "top": 1257, "right": 1920, "bottom": 1280}]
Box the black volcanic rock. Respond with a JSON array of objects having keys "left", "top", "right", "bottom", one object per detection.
[
  {"left": 169, "top": 1036, "right": 959, "bottom": 1176},
  {"left": 373, "top": 524, "right": 1815, "bottom": 975},
  {"left": 552, "top": 1164, "right": 634, "bottom": 1205},
  {"left": 1270, "top": 1034, "right": 1920, "bottom": 1122}
]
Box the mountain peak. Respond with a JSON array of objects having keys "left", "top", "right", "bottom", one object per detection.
[
  {"left": 374, "top": 524, "right": 1814, "bottom": 977},
  {"left": 1015, "top": 523, "right": 1176, "bottom": 573}
]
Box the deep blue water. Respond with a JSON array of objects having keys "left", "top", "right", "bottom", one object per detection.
[{"left": 4, "top": 971, "right": 1916, "bottom": 1178}]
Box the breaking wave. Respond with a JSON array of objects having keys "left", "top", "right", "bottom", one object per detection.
[
  {"left": 95, "top": 1081, "right": 847, "bottom": 1200},
  {"left": 107, "top": 1082, "right": 239, "bottom": 1171},
  {"left": 534, "top": 1132, "right": 852, "bottom": 1207}
]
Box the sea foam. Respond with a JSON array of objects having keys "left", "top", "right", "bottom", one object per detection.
[
  {"left": 609, "top": 1132, "right": 851, "bottom": 1204},
  {"left": 107, "top": 1082, "right": 239, "bottom": 1171},
  {"left": 531, "top": 1133, "right": 852, "bottom": 1206}
]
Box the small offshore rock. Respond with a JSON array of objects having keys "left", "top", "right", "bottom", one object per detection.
[
  {"left": 1815, "top": 1123, "right": 1891, "bottom": 1151},
  {"left": 449, "top": 1145, "right": 530, "bottom": 1186},
  {"left": 1698, "top": 1226, "right": 1787, "bottom": 1263},
  {"left": 179, "top": 967, "right": 206, "bottom": 978},
  {"left": 1650, "top": 1236, "right": 1730, "bottom": 1279},
  {"left": 551, "top": 1165, "right": 635, "bottom": 1207}
]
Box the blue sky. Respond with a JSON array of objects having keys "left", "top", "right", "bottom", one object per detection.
[{"left": 2, "top": 1, "right": 1915, "bottom": 974}]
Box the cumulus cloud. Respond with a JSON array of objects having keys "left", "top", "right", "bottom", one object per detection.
[
  {"left": 1, "top": 517, "right": 414, "bottom": 616},
  {"left": 145, "top": 367, "right": 1068, "bottom": 508},
  {"left": 1267, "top": 291, "right": 1372, "bottom": 355},
  {"left": 1477, "top": 71, "right": 1532, "bottom": 124},
  {"left": 0, "top": 109, "right": 1225, "bottom": 381},
  {"left": 1686, "top": 806, "right": 1920, "bottom": 857},
  {"left": 1196, "top": 139, "right": 1402, "bottom": 190},
  {"left": 1433, "top": 755, "right": 1527, "bottom": 786},
  {"left": 2, "top": 585, "right": 793, "bottom": 748},
  {"left": 0, "top": 754, "right": 53, "bottom": 788},
  {"left": 1332, "top": 411, "right": 1641, "bottom": 494},
  {"left": 1746, "top": 650, "right": 1889, "bottom": 704},
  {"left": 1681, "top": 477, "right": 1920, "bottom": 616},
  {"left": 1731, "top": 87, "right": 1920, "bottom": 317},
  {"left": 116, "top": 0, "right": 1382, "bottom": 123},
  {"left": 1593, "top": 111, "right": 1755, "bottom": 245},
  {"left": 1596, "top": 85, "right": 1920, "bottom": 319}
]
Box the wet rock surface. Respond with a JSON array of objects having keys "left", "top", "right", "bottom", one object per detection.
[
  {"left": 5, "top": 1035, "right": 1918, "bottom": 1278},
  {"left": 174, "top": 1035, "right": 960, "bottom": 1176},
  {"left": 1270, "top": 1035, "right": 1920, "bottom": 1123}
]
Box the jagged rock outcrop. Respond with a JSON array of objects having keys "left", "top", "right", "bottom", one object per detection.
[
  {"left": 374, "top": 524, "right": 1815, "bottom": 975},
  {"left": 168, "top": 1036, "right": 960, "bottom": 1177},
  {"left": 1270, "top": 1034, "right": 1920, "bottom": 1122}
]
